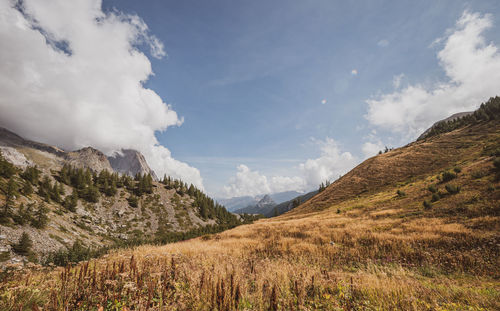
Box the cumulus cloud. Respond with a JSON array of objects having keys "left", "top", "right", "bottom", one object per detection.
[
  {"left": 298, "top": 138, "right": 358, "bottom": 186},
  {"left": 222, "top": 138, "right": 358, "bottom": 197},
  {"left": 0, "top": 0, "right": 203, "bottom": 188},
  {"left": 222, "top": 164, "right": 305, "bottom": 197},
  {"left": 365, "top": 11, "right": 500, "bottom": 141}
]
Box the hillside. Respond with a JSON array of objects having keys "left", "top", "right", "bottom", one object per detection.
[
  {"left": 0, "top": 130, "right": 255, "bottom": 267},
  {"left": 1, "top": 106, "right": 499, "bottom": 310}
]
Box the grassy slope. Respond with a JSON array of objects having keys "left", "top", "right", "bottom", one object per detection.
[{"left": 1, "top": 121, "right": 499, "bottom": 310}]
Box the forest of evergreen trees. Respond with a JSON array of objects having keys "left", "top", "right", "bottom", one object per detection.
[{"left": 1, "top": 152, "right": 260, "bottom": 265}]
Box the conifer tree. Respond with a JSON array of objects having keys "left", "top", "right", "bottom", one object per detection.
[{"left": 12, "top": 232, "right": 33, "bottom": 256}]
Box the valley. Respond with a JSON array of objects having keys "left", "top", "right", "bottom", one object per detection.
[{"left": 0, "top": 100, "right": 498, "bottom": 310}]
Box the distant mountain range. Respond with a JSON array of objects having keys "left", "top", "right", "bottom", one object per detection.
[{"left": 217, "top": 191, "right": 302, "bottom": 212}]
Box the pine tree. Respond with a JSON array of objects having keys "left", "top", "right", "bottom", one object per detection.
[
  {"left": 2, "top": 177, "right": 18, "bottom": 216},
  {"left": 31, "top": 203, "right": 49, "bottom": 229},
  {"left": 12, "top": 232, "right": 33, "bottom": 256},
  {"left": 22, "top": 181, "right": 33, "bottom": 196}
]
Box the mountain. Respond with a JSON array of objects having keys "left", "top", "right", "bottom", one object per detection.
[
  {"left": 0, "top": 128, "right": 256, "bottom": 267},
  {"left": 4, "top": 98, "right": 498, "bottom": 309},
  {"left": 216, "top": 196, "right": 258, "bottom": 212},
  {"left": 219, "top": 190, "right": 302, "bottom": 212},
  {"left": 268, "top": 190, "right": 302, "bottom": 203},
  {"left": 265, "top": 189, "right": 318, "bottom": 217},
  {"left": 233, "top": 194, "right": 276, "bottom": 215},
  {"left": 66, "top": 147, "right": 114, "bottom": 172},
  {"left": 108, "top": 149, "right": 158, "bottom": 180}
]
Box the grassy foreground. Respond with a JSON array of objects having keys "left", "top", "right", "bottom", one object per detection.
[{"left": 1, "top": 123, "right": 499, "bottom": 310}]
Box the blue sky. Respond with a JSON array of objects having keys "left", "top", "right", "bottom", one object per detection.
[
  {"left": 2, "top": 0, "right": 499, "bottom": 198},
  {"left": 99, "top": 0, "right": 500, "bottom": 197}
]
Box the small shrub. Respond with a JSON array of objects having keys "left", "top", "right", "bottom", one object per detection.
[
  {"left": 494, "top": 157, "right": 500, "bottom": 171},
  {"left": 487, "top": 184, "right": 495, "bottom": 192},
  {"left": 423, "top": 200, "right": 432, "bottom": 209},
  {"left": 427, "top": 185, "right": 437, "bottom": 193},
  {"left": 128, "top": 195, "right": 139, "bottom": 208},
  {"left": 445, "top": 184, "right": 461, "bottom": 194},
  {"left": 431, "top": 193, "right": 440, "bottom": 202},
  {"left": 441, "top": 171, "right": 457, "bottom": 182},
  {"left": 453, "top": 167, "right": 462, "bottom": 173},
  {"left": 396, "top": 190, "right": 406, "bottom": 197},
  {"left": 471, "top": 170, "right": 485, "bottom": 179}
]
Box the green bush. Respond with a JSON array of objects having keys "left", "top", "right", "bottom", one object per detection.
[
  {"left": 441, "top": 171, "right": 457, "bottom": 182},
  {"left": 494, "top": 157, "right": 500, "bottom": 171},
  {"left": 427, "top": 185, "right": 437, "bottom": 193},
  {"left": 445, "top": 184, "right": 461, "bottom": 194},
  {"left": 431, "top": 193, "right": 440, "bottom": 202},
  {"left": 423, "top": 200, "right": 432, "bottom": 209},
  {"left": 471, "top": 170, "right": 485, "bottom": 179},
  {"left": 453, "top": 167, "right": 462, "bottom": 173},
  {"left": 128, "top": 195, "right": 139, "bottom": 208},
  {"left": 396, "top": 190, "right": 406, "bottom": 197}
]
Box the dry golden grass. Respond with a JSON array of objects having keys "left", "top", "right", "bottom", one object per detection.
[{"left": 1, "top": 123, "right": 499, "bottom": 310}]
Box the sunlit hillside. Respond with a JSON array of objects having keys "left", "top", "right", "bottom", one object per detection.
[{"left": 1, "top": 115, "right": 498, "bottom": 310}]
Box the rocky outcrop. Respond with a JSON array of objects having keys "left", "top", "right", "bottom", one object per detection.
[
  {"left": 65, "top": 147, "right": 113, "bottom": 172},
  {"left": 108, "top": 149, "right": 158, "bottom": 180}
]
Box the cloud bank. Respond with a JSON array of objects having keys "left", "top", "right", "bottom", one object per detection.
[
  {"left": 366, "top": 11, "right": 500, "bottom": 141},
  {"left": 0, "top": 0, "right": 203, "bottom": 188},
  {"left": 222, "top": 138, "right": 357, "bottom": 197}
]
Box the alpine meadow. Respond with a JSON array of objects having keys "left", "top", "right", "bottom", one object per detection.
[{"left": 0, "top": 1, "right": 499, "bottom": 310}]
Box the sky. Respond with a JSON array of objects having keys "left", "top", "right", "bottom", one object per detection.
[{"left": 1, "top": 0, "right": 500, "bottom": 198}]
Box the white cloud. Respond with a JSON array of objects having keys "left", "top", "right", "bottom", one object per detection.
[
  {"left": 392, "top": 74, "right": 405, "bottom": 89},
  {"left": 299, "top": 137, "right": 357, "bottom": 186},
  {"left": 361, "top": 141, "right": 384, "bottom": 158},
  {"left": 377, "top": 39, "right": 389, "bottom": 47},
  {"left": 321, "top": 99, "right": 327, "bottom": 105},
  {"left": 365, "top": 11, "right": 500, "bottom": 141},
  {"left": 222, "top": 164, "right": 305, "bottom": 197},
  {"left": 351, "top": 69, "right": 358, "bottom": 75},
  {"left": 0, "top": 0, "right": 203, "bottom": 188},
  {"left": 222, "top": 138, "right": 358, "bottom": 197}
]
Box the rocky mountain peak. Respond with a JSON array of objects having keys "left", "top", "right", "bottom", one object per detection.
[
  {"left": 65, "top": 147, "right": 113, "bottom": 172},
  {"left": 108, "top": 149, "right": 158, "bottom": 180},
  {"left": 256, "top": 194, "right": 275, "bottom": 207}
]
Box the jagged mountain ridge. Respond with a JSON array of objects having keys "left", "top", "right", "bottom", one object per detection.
[
  {"left": 218, "top": 190, "right": 302, "bottom": 212},
  {"left": 0, "top": 127, "right": 156, "bottom": 179}
]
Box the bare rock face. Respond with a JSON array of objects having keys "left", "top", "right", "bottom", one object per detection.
[
  {"left": 108, "top": 149, "right": 158, "bottom": 180},
  {"left": 0, "top": 146, "right": 33, "bottom": 168},
  {"left": 65, "top": 147, "right": 114, "bottom": 172}
]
